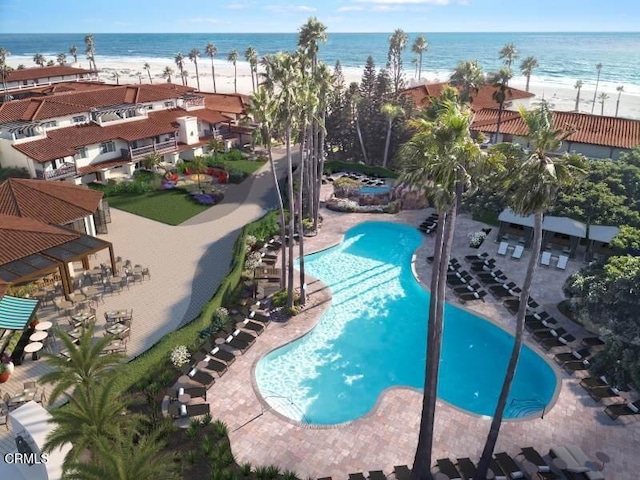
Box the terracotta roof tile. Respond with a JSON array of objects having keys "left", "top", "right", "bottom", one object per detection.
[
  {"left": 5, "top": 66, "right": 95, "bottom": 83},
  {"left": 202, "top": 93, "right": 247, "bottom": 115},
  {"left": 0, "top": 214, "right": 79, "bottom": 265},
  {"left": 76, "top": 157, "right": 130, "bottom": 175},
  {"left": 0, "top": 178, "right": 103, "bottom": 225}
]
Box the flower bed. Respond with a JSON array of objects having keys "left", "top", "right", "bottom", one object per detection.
[
  {"left": 326, "top": 197, "right": 400, "bottom": 214},
  {"left": 190, "top": 190, "right": 224, "bottom": 205}
]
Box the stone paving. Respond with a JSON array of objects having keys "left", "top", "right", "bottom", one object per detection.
[{"left": 202, "top": 188, "right": 639, "bottom": 480}]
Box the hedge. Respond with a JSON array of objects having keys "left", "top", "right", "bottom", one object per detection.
[
  {"left": 110, "top": 210, "right": 279, "bottom": 395},
  {"left": 323, "top": 160, "right": 397, "bottom": 179}
]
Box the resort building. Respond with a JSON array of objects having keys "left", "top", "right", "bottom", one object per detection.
[
  {"left": 0, "top": 83, "right": 252, "bottom": 184},
  {"left": 1, "top": 65, "right": 99, "bottom": 99}
]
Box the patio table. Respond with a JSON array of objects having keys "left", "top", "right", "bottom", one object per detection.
[
  {"left": 68, "top": 327, "right": 83, "bottom": 340},
  {"left": 106, "top": 310, "right": 130, "bottom": 321},
  {"left": 106, "top": 323, "right": 130, "bottom": 338},
  {"left": 35, "top": 321, "right": 53, "bottom": 331},
  {"left": 29, "top": 331, "right": 48, "bottom": 342},
  {"left": 70, "top": 293, "right": 86, "bottom": 304},
  {"left": 133, "top": 266, "right": 143, "bottom": 274},
  {"left": 9, "top": 389, "right": 36, "bottom": 407},
  {"left": 24, "top": 342, "right": 44, "bottom": 360},
  {"left": 103, "top": 340, "right": 126, "bottom": 354},
  {"left": 178, "top": 392, "right": 191, "bottom": 404},
  {"left": 81, "top": 286, "right": 99, "bottom": 296},
  {"left": 72, "top": 312, "right": 96, "bottom": 324}
]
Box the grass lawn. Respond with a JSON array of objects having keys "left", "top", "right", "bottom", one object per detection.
[
  {"left": 216, "top": 159, "right": 266, "bottom": 176},
  {"left": 105, "top": 189, "right": 212, "bottom": 225}
]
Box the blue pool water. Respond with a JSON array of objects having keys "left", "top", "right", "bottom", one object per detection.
[
  {"left": 359, "top": 185, "right": 392, "bottom": 195},
  {"left": 255, "top": 222, "right": 557, "bottom": 425}
]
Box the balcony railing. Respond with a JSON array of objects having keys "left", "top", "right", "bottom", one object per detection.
[
  {"left": 36, "top": 163, "right": 77, "bottom": 180},
  {"left": 127, "top": 138, "right": 178, "bottom": 160}
]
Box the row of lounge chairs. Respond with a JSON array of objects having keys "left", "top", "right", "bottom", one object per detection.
[
  {"left": 444, "top": 259, "right": 488, "bottom": 303},
  {"left": 418, "top": 213, "right": 439, "bottom": 235}
]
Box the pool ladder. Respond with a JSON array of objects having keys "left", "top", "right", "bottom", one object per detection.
[{"left": 508, "top": 397, "right": 547, "bottom": 419}]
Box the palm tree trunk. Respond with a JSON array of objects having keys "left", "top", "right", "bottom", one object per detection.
[
  {"left": 383, "top": 117, "right": 393, "bottom": 169},
  {"left": 615, "top": 97, "right": 621, "bottom": 117},
  {"left": 195, "top": 61, "right": 200, "bottom": 91},
  {"left": 211, "top": 59, "right": 217, "bottom": 93},
  {"left": 313, "top": 112, "right": 326, "bottom": 230},
  {"left": 418, "top": 52, "right": 423, "bottom": 80},
  {"left": 494, "top": 102, "right": 504, "bottom": 144},
  {"left": 234, "top": 64, "right": 237, "bottom": 93},
  {"left": 591, "top": 74, "right": 600, "bottom": 114},
  {"left": 474, "top": 211, "right": 543, "bottom": 480},
  {"left": 251, "top": 68, "right": 256, "bottom": 92},
  {"left": 575, "top": 89, "right": 581, "bottom": 111},
  {"left": 297, "top": 138, "right": 306, "bottom": 307},
  {"left": 286, "top": 128, "right": 296, "bottom": 308},
  {"left": 525, "top": 74, "right": 531, "bottom": 92},
  {"left": 355, "top": 116, "right": 369, "bottom": 164}
]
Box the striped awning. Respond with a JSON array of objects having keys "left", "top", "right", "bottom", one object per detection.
[{"left": 0, "top": 295, "right": 39, "bottom": 330}]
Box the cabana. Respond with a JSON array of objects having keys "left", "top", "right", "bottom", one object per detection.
[
  {"left": 541, "top": 216, "right": 587, "bottom": 258},
  {"left": 497, "top": 209, "right": 534, "bottom": 247},
  {"left": 589, "top": 225, "right": 620, "bottom": 259}
]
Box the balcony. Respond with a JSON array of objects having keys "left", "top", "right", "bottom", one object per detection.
[
  {"left": 36, "top": 163, "right": 77, "bottom": 180},
  {"left": 126, "top": 138, "right": 178, "bottom": 160}
]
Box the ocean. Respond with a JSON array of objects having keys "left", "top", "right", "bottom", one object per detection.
[{"left": 1, "top": 32, "right": 640, "bottom": 92}]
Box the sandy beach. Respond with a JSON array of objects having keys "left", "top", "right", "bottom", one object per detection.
[{"left": 6, "top": 55, "right": 640, "bottom": 120}]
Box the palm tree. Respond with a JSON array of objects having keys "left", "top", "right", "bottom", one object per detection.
[
  {"left": 245, "top": 46, "right": 258, "bottom": 92},
  {"left": 450, "top": 60, "right": 484, "bottom": 104},
  {"left": 411, "top": 57, "right": 418, "bottom": 79},
  {"left": 228, "top": 49, "right": 239, "bottom": 93},
  {"left": 411, "top": 35, "right": 429, "bottom": 80},
  {"left": 162, "top": 66, "right": 174, "bottom": 83},
  {"left": 499, "top": 42, "right": 519, "bottom": 67},
  {"left": 381, "top": 103, "right": 404, "bottom": 168},
  {"left": 84, "top": 34, "right": 97, "bottom": 70},
  {"left": 69, "top": 45, "right": 78, "bottom": 64},
  {"left": 574, "top": 80, "right": 583, "bottom": 111},
  {"left": 64, "top": 429, "right": 177, "bottom": 480},
  {"left": 142, "top": 153, "right": 163, "bottom": 171},
  {"left": 591, "top": 62, "right": 603, "bottom": 114},
  {"left": 57, "top": 53, "right": 67, "bottom": 66},
  {"left": 297, "top": 17, "right": 327, "bottom": 71},
  {"left": 174, "top": 52, "right": 185, "bottom": 86},
  {"left": 188, "top": 48, "right": 201, "bottom": 90},
  {"left": 474, "top": 103, "right": 584, "bottom": 480},
  {"left": 347, "top": 82, "right": 369, "bottom": 164},
  {"left": 39, "top": 325, "right": 125, "bottom": 404},
  {"left": 207, "top": 138, "right": 224, "bottom": 156},
  {"left": 143, "top": 62, "right": 152, "bottom": 83},
  {"left": 188, "top": 156, "right": 206, "bottom": 190},
  {"left": 398, "top": 102, "right": 484, "bottom": 480},
  {"left": 0, "top": 48, "right": 11, "bottom": 99},
  {"left": 181, "top": 69, "right": 188, "bottom": 86},
  {"left": 205, "top": 42, "right": 218, "bottom": 93},
  {"left": 487, "top": 67, "right": 513, "bottom": 143},
  {"left": 112, "top": 71, "right": 121, "bottom": 85},
  {"left": 33, "top": 53, "right": 46, "bottom": 67},
  {"left": 519, "top": 55, "right": 538, "bottom": 92},
  {"left": 615, "top": 85, "right": 624, "bottom": 117},
  {"left": 134, "top": 71, "right": 142, "bottom": 84},
  {"left": 598, "top": 91, "right": 609, "bottom": 115},
  {"left": 388, "top": 28, "right": 409, "bottom": 96}
]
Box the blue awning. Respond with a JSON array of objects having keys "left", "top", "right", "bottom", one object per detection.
[{"left": 0, "top": 295, "right": 39, "bottom": 330}]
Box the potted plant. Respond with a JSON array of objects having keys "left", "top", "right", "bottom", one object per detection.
[
  {"left": 0, "top": 354, "right": 14, "bottom": 383},
  {"left": 468, "top": 231, "right": 488, "bottom": 249}
]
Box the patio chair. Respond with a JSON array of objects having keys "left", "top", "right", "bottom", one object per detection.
[
  {"left": 168, "top": 402, "right": 210, "bottom": 419},
  {"left": 0, "top": 413, "right": 8, "bottom": 430},
  {"left": 456, "top": 458, "right": 477, "bottom": 480},
  {"left": 447, "top": 274, "right": 473, "bottom": 287},
  {"left": 541, "top": 334, "right": 576, "bottom": 351},
  {"left": 393, "top": 466, "right": 411, "bottom": 480},
  {"left": 435, "top": 458, "right": 462, "bottom": 479},
  {"left": 470, "top": 262, "right": 495, "bottom": 272},
  {"left": 488, "top": 458, "right": 508, "bottom": 480},
  {"left": 533, "top": 327, "right": 568, "bottom": 342},
  {"left": 23, "top": 381, "right": 36, "bottom": 391},
  {"left": 525, "top": 318, "right": 558, "bottom": 333},
  {"left": 494, "top": 452, "right": 523, "bottom": 480},
  {"left": 503, "top": 298, "right": 539, "bottom": 315},
  {"left": 200, "top": 357, "right": 228, "bottom": 377},
  {"left": 232, "top": 329, "right": 256, "bottom": 346},
  {"left": 142, "top": 268, "right": 151, "bottom": 280},
  {"left": 556, "top": 255, "right": 569, "bottom": 270},
  {"left": 489, "top": 282, "right": 521, "bottom": 299},
  {"left": 247, "top": 310, "right": 271, "bottom": 324},
  {"left": 368, "top": 471, "right": 386, "bottom": 480},
  {"left": 580, "top": 337, "right": 605, "bottom": 348},
  {"left": 604, "top": 399, "right": 640, "bottom": 420},
  {"left": 587, "top": 385, "right": 621, "bottom": 402},
  {"left": 200, "top": 343, "right": 236, "bottom": 365},
  {"left": 464, "top": 252, "right": 489, "bottom": 262},
  {"left": 457, "top": 290, "right": 487, "bottom": 303},
  {"left": 563, "top": 358, "right": 591, "bottom": 374},
  {"left": 540, "top": 251, "right": 552, "bottom": 266},
  {"left": 239, "top": 318, "right": 265, "bottom": 335},
  {"left": 518, "top": 447, "right": 557, "bottom": 479},
  {"left": 554, "top": 347, "right": 591, "bottom": 365},
  {"left": 512, "top": 244, "right": 524, "bottom": 259},
  {"left": 223, "top": 334, "right": 251, "bottom": 353},
  {"left": 453, "top": 283, "right": 482, "bottom": 294},
  {"left": 180, "top": 365, "right": 215, "bottom": 388},
  {"left": 348, "top": 473, "right": 366, "bottom": 480},
  {"left": 579, "top": 376, "right": 609, "bottom": 390},
  {"left": 175, "top": 386, "right": 207, "bottom": 401},
  {"left": 497, "top": 241, "right": 509, "bottom": 256},
  {"left": 526, "top": 311, "right": 550, "bottom": 322}
]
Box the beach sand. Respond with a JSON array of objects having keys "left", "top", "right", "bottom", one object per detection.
[{"left": 6, "top": 56, "right": 640, "bottom": 120}]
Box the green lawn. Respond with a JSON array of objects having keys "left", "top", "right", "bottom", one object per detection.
[
  {"left": 216, "top": 159, "right": 266, "bottom": 175},
  {"left": 105, "top": 189, "right": 212, "bottom": 225}
]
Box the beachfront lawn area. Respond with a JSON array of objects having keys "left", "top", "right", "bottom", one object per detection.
[{"left": 105, "top": 189, "right": 212, "bottom": 225}]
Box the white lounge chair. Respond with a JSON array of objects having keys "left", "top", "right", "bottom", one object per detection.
[
  {"left": 557, "top": 255, "right": 569, "bottom": 270},
  {"left": 512, "top": 245, "right": 524, "bottom": 259},
  {"left": 497, "top": 241, "right": 509, "bottom": 256},
  {"left": 540, "top": 251, "right": 552, "bottom": 266}
]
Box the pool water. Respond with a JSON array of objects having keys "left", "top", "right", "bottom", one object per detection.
[
  {"left": 255, "top": 221, "right": 557, "bottom": 425},
  {"left": 359, "top": 185, "right": 392, "bottom": 195}
]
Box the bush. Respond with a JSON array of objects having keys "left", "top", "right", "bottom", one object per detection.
[
  {"left": 272, "top": 289, "right": 300, "bottom": 308},
  {"left": 0, "top": 167, "right": 30, "bottom": 182},
  {"left": 226, "top": 149, "right": 245, "bottom": 162},
  {"left": 323, "top": 160, "right": 397, "bottom": 179},
  {"left": 333, "top": 177, "right": 360, "bottom": 198},
  {"left": 227, "top": 169, "right": 246, "bottom": 184}
]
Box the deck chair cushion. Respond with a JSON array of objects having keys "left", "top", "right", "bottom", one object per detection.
[
  {"left": 180, "top": 404, "right": 187, "bottom": 416},
  {"left": 629, "top": 403, "right": 639, "bottom": 413}
]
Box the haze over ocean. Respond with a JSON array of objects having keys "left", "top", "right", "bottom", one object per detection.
[{"left": 1, "top": 32, "right": 640, "bottom": 90}]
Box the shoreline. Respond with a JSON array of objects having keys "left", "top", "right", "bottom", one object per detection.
[{"left": 5, "top": 56, "right": 640, "bottom": 119}]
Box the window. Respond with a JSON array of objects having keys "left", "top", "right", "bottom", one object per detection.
[
  {"left": 40, "top": 120, "right": 58, "bottom": 129},
  {"left": 145, "top": 104, "right": 154, "bottom": 110},
  {"left": 76, "top": 147, "right": 88, "bottom": 159},
  {"left": 164, "top": 101, "right": 175, "bottom": 108},
  {"left": 72, "top": 115, "right": 86, "bottom": 123},
  {"left": 100, "top": 141, "right": 116, "bottom": 154}
]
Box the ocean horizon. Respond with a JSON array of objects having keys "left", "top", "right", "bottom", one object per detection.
[{"left": 2, "top": 32, "right": 640, "bottom": 91}]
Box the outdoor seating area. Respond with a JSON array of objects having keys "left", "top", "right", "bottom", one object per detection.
[{"left": 1, "top": 382, "right": 46, "bottom": 414}]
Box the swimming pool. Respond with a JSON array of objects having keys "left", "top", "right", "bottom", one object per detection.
[
  {"left": 359, "top": 185, "right": 392, "bottom": 195},
  {"left": 255, "top": 221, "right": 557, "bottom": 425}
]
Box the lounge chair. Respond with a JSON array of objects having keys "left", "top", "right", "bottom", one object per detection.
[
  {"left": 489, "top": 282, "right": 521, "bottom": 299},
  {"left": 503, "top": 298, "right": 539, "bottom": 315},
  {"left": 456, "top": 458, "right": 477, "bottom": 480},
  {"left": 563, "top": 358, "right": 591, "bottom": 374},
  {"left": 470, "top": 262, "right": 495, "bottom": 272},
  {"left": 587, "top": 385, "right": 621, "bottom": 402},
  {"left": 453, "top": 283, "right": 482, "bottom": 294},
  {"left": 200, "top": 357, "right": 229, "bottom": 376},
  {"left": 489, "top": 458, "right": 508, "bottom": 480},
  {"left": 200, "top": 343, "right": 236, "bottom": 365},
  {"left": 223, "top": 333, "right": 251, "bottom": 352},
  {"left": 540, "top": 251, "right": 552, "bottom": 266},
  {"left": 533, "top": 327, "right": 568, "bottom": 342},
  {"left": 497, "top": 241, "right": 509, "bottom": 256},
  {"left": 239, "top": 318, "right": 265, "bottom": 335},
  {"left": 526, "top": 310, "right": 551, "bottom": 322},
  {"left": 549, "top": 446, "right": 604, "bottom": 480},
  {"left": 368, "top": 471, "right": 387, "bottom": 480},
  {"left": 477, "top": 268, "right": 506, "bottom": 279},
  {"left": 180, "top": 365, "right": 215, "bottom": 387},
  {"left": 465, "top": 252, "right": 489, "bottom": 262},
  {"left": 554, "top": 347, "right": 591, "bottom": 365},
  {"left": 447, "top": 274, "right": 473, "bottom": 287},
  {"left": 525, "top": 318, "right": 558, "bottom": 333},
  {"left": 232, "top": 328, "right": 256, "bottom": 345},
  {"left": 519, "top": 447, "right": 556, "bottom": 478},
  {"left": 393, "top": 466, "right": 411, "bottom": 480},
  {"left": 580, "top": 337, "right": 605, "bottom": 348},
  {"left": 494, "top": 452, "right": 524, "bottom": 480},
  {"left": 247, "top": 310, "right": 271, "bottom": 324},
  {"left": 470, "top": 258, "right": 496, "bottom": 268},
  {"left": 457, "top": 290, "right": 487, "bottom": 303},
  {"left": 168, "top": 402, "right": 210, "bottom": 419},
  {"left": 604, "top": 399, "right": 640, "bottom": 420},
  {"left": 541, "top": 334, "right": 576, "bottom": 351},
  {"left": 349, "top": 473, "right": 367, "bottom": 480},
  {"left": 580, "top": 376, "right": 609, "bottom": 391},
  {"left": 556, "top": 255, "right": 569, "bottom": 270},
  {"left": 512, "top": 245, "right": 524, "bottom": 259},
  {"left": 435, "top": 458, "right": 462, "bottom": 480}
]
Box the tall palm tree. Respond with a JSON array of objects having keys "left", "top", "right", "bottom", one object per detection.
[
  {"left": 135, "top": 71, "right": 143, "bottom": 84},
  {"left": 228, "top": 49, "right": 239, "bottom": 93},
  {"left": 56, "top": 53, "right": 67, "bottom": 66},
  {"left": 39, "top": 325, "right": 125, "bottom": 404},
  {"left": 598, "top": 91, "right": 609, "bottom": 115},
  {"left": 519, "top": 55, "right": 538, "bottom": 92},
  {"left": 188, "top": 48, "right": 201, "bottom": 90},
  {"left": 205, "top": 42, "right": 218, "bottom": 93},
  {"left": 143, "top": 62, "right": 152, "bottom": 83},
  {"left": 112, "top": 71, "right": 121, "bottom": 85},
  {"left": 84, "top": 34, "right": 97, "bottom": 70},
  {"left": 474, "top": 103, "right": 584, "bottom": 480},
  {"left": 399, "top": 102, "right": 484, "bottom": 480},
  {"left": 245, "top": 46, "right": 258, "bottom": 92},
  {"left": 411, "top": 35, "right": 429, "bottom": 80},
  {"left": 162, "top": 66, "right": 174, "bottom": 83},
  {"left": 388, "top": 28, "right": 409, "bottom": 96},
  {"left": 142, "top": 153, "right": 163, "bottom": 171},
  {"left": 499, "top": 42, "right": 519, "bottom": 67},
  {"left": 615, "top": 85, "right": 624, "bottom": 117},
  {"left": 0, "top": 48, "right": 10, "bottom": 100},
  {"left": 411, "top": 57, "right": 418, "bottom": 79},
  {"left": 347, "top": 82, "right": 369, "bottom": 164},
  {"left": 69, "top": 45, "right": 78, "bottom": 64},
  {"left": 181, "top": 69, "right": 189, "bottom": 86},
  {"left": 298, "top": 16, "right": 327, "bottom": 71},
  {"left": 450, "top": 60, "right": 484, "bottom": 105},
  {"left": 174, "top": 52, "right": 185, "bottom": 86},
  {"left": 33, "top": 53, "right": 46, "bottom": 67},
  {"left": 574, "top": 80, "right": 583, "bottom": 111},
  {"left": 381, "top": 102, "right": 404, "bottom": 168},
  {"left": 591, "top": 62, "right": 603, "bottom": 114},
  {"left": 487, "top": 67, "right": 513, "bottom": 143},
  {"left": 188, "top": 156, "right": 206, "bottom": 190}
]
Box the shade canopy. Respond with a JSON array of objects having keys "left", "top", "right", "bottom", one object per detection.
[
  {"left": 0, "top": 294, "right": 39, "bottom": 330},
  {"left": 589, "top": 225, "right": 620, "bottom": 244},
  {"left": 498, "top": 209, "right": 535, "bottom": 227},
  {"left": 542, "top": 216, "right": 587, "bottom": 238}
]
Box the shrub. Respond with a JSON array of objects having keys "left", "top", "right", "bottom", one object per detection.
[
  {"left": 228, "top": 169, "right": 246, "bottom": 184},
  {"left": 213, "top": 419, "right": 228, "bottom": 437},
  {"left": 333, "top": 177, "right": 360, "bottom": 198},
  {"left": 169, "top": 345, "right": 190, "bottom": 368},
  {"left": 326, "top": 198, "right": 359, "bottom": 212},
  {"left": 226, "top": 149, "right": 245, "bottom": 161},
  {"left": 244, "top": 251, "right": 262, "bottom": 270},
  {"left": 213, "top": 307, "right": 229, "bottom": 324},
  {"left": 240, "top": 463, "right": 253, "bottom": 477},
  {"left": 0, "top": 167, "right": 29, "bottom": 182},
  {"left": 272, "top": 289, "right": 300, "bottom": 308},
  {"left": 323, "top": 160, "right": 397, "bottom": 178}
]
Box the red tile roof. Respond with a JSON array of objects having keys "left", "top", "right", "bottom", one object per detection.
[
  {"left": 202, "top": 93, "right": 248, "bottom": 115},
  {"left": 471, "top": 108, "right": 640, "bottom": 149},
  {"left": 403, "top": 81, "right": 534, "bottom": 112},
  {"left": 0, "top": 214, "right": 79, "bottom": 265},
  {"left": 0, "top": 178, "right": 103, "bottom": 225},
  {"left": 5, "top": 66, "right": 95, "bottom": 83},
  {"left": 76, "top": 157, "right": 130, "bottom": 175}
]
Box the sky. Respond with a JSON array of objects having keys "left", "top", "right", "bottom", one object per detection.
[{"left": 0, "top": 0, "right": 638, "bottom": 33}]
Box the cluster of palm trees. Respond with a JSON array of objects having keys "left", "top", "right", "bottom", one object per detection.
[
  {"left": 574, "top": 64, "right": 625, "bottom": 117},
  {"left": 39, "top": 324, "right": 176, "bottom": 478},
  {"left": 397, "top": 98, "right": 584, "bottom": 480}
]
